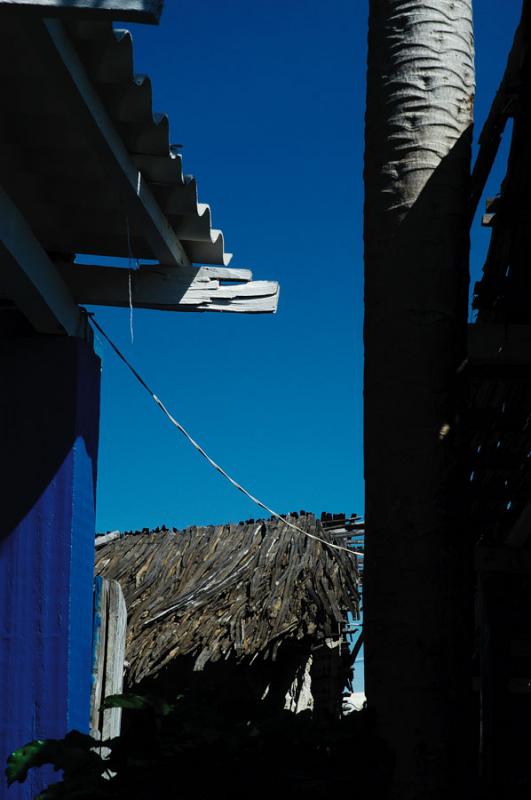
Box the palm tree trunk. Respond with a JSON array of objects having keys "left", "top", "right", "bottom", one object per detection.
[{"left": 363, "top": 2, "right": 475, "bottom": 797}]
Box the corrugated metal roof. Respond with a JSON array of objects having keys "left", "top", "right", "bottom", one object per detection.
[
  {"left": 0, "top": 16, "right": 233, "bottom": 267},
  {"left": 68, "top": 19, "right": 233, "bottom": 266}
]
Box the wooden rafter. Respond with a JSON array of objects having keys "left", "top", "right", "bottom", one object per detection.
[
  {"left": 0, "top": 186, "right": 83, "bottom": 335},
  {"left": 59, "top": 263, "right": 279, "bottom": 314}
]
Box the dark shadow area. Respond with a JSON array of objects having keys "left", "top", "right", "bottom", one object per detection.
[
  {"left": 0, "top": 331, "right": 100, "bottom": 540},
  {"left": 364, "top": 121, "right": 477, "bottom": 795},
  {"left": 6, "top": 690, "right": 394, "bottom": 800}
]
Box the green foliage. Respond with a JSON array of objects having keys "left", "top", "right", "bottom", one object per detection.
[
  {"left": 103, "top": 693, "right": 178, "bottom": 717},
  {"left": 6, "top": 731, "right": 113, "bottom": 799},
  {"left": 6, "top": 692, "right": 392, "bottom": 799},
  {"left": 6, "top": 740, "right": 47, "bottom": 786}
]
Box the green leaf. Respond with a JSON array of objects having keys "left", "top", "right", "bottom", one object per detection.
[
  {"left": 6, "top": 732, "right": 106, "bottom": 788},
  {"left": 6, "top": 740, "right": 53, "bottom": 785},
  {"left": 102, "top": 694, "right": 174, "bottom": 716}
]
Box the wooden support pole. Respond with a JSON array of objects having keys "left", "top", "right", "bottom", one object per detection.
[
  {"left": 0, "top": 186, "right": 83, "bottom": 335},
  {"left": 91, "top": 577, "right": 127, "bottom": 741}
]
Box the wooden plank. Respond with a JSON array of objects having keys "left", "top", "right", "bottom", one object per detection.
[
  {"left": 0, "top": 0, "right": 164, "bottom": 23},
  {"left": 90, "top": 577, "right": 127, "bottom": 740},
  {"left": 0, "top": 186, "right": 83, "bottom": 335},
  {"left": 90, "top": 576, "right": 108, "bottom": 737},
  {"left": 200, "top": 296, "right": 278, "bottom": 314},
  {"left": 58, "top": 263, "right": 279, "bottom": 313},
  {"left": 95, "top": 531, "right": 121, "bottom": 549},
  {"left": 102, "top": 579, "right": 127, "bottom": 741}
]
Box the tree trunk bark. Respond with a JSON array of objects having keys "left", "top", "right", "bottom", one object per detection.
[{"left": 363, "top": 2, "right": 475, "bottom": 798}]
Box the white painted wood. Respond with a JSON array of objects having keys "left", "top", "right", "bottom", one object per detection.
[
  {"left": 102, "top": 580, "right": 127, "bottom": 741},
  {"left": 284, "top": 654, "right": 314, "bottom": 714},
  {"left": 0, "top": 0, "right": 163, "bottom": 23},
  {"left": 90, "top": 577, "right": 127, "bottom": 741},
  {"left": 58, "top": 263, "right": 279, "bottom": 313},
  {"left": 95, "top": 531, "right": 121, "bottom": 549},
  {"left": 0, "top": 186, "right": 83, "bottom": 335},
  {"left": 210, "top": 281, "right": 277, "bottom": 299},
  {"left": 198, "top": 266, "right": 253, "bottom": 282},
  {"left": 203, "top": 297, "right": 278, "bottom": 313}
]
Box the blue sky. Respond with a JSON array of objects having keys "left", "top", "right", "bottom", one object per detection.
[{"left": 93, "top": 0, "right": 521, "bottom": 533}]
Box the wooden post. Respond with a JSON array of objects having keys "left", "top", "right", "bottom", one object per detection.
[{"left": 91, "top": 577, "right": 127, "bottom": 742}]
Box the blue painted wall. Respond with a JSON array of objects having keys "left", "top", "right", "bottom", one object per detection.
[{"left": 0, "top": 336, "right": 100, "bottom": 798}]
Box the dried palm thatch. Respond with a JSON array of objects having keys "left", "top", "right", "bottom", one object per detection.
[{"left": 95, "top": 513, "right": 359, "bottom": 686}]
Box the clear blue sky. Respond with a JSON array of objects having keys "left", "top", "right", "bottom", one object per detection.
[{"left": 93, "top": 0, "right": 521, "bottom": 533}]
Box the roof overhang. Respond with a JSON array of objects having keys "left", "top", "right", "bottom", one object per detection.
[
  {"left": 0, "top": 0, "right": 164, "bottom": 24},
  {"left": 0, "top": 11, "right": 279, "bottom": 331}
]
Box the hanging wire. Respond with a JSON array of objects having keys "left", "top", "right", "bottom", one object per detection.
[
  {"left": 128, "top": 270, "right": 134, "bottom": 344},
  {"left": 88, "top": 313, "right": 363, "bottom": 560},
  {"left": 125, "top": 213, "right": 139, "bottom": 344}
]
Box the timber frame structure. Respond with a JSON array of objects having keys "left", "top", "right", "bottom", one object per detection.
[
  {"left": 0, "top": 9, "right": 278, "bottom": 322},
  {"left": 0, "top": 2, "right": 277, "bottom": 797}
]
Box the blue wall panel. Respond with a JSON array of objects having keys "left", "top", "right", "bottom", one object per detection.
[{"left": 0, "top": 336, "right": 100, "bottom": 798}]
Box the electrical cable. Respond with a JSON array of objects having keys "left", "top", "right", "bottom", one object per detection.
[{"left": 88, "top": 313, "right": 364, "bottom": 560}]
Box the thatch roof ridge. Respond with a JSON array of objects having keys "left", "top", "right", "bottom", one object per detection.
[{"left": 95, "top": 513, "right": 359, "bottom": 685}]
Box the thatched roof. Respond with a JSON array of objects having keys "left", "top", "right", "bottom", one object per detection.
[{"left": 95, "top": 513, "right": 359, "bottom": 686}]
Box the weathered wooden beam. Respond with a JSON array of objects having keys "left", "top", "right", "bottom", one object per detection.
[
  {"left": 27, "top": 18, "right": 192, "bottom": 268},
  {"left": 0, "top": 186, "right": 83, "bottom": 335},
  {"left": 59, "top": 263, "right": 279, "bottom": 313},
  {"left": 95, "top": 531, "right": 121, "bottom": 549},
  {"left": 90, "top": 576, "right": 127, "bottom": 742},
  {"left": 0, "top": 0, "right": 163, "bottom": 24}
]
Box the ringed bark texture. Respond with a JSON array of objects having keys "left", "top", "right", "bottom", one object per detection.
[{"left": 364, "top": 2, "right": 474, "bottom": 798}]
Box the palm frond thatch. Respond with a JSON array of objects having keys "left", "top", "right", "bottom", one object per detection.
[{"left": 95, "top": 514, "right": 359, "bottom": 685}]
